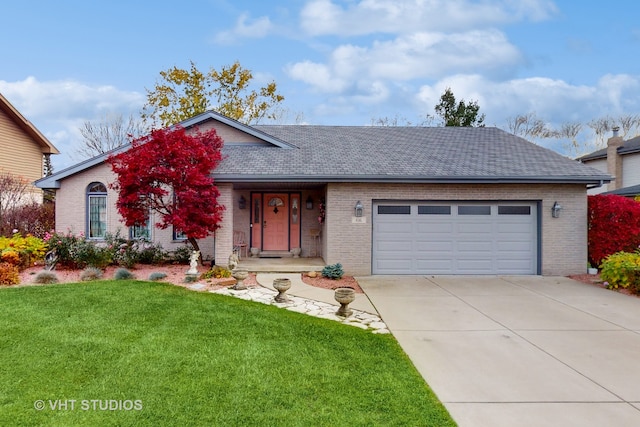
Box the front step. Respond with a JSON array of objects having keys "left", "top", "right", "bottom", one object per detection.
[
  {"left": 258, "top": 250, "right": 293, "bottom": 258},
  {"left": 237, "top": 256, "right": 326, "bottom": 273}
]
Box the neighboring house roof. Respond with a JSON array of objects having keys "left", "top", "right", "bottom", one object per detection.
[
  {"left": 578, "top": 135, "right": 640, "bottom": 161},
  {"left": 36, "top": 110, "right": 611, "bottom": 189},
  {"left": 0, "top": 93, "right": 59, "bottom": 155},
  {"left": 602, "top": 184, "right": 640, "bottom": 197}
]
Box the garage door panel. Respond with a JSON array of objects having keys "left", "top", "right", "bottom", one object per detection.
[
  {"left": 416, "top": 240, "right": 453, "bottom": 252},
  {"left": 375, "top": 240, "right": 414, "bottom": 252},
  {"left": 456, "top": 260, "right": 494, "bottom": 274},
  {"left": 496, "top": 260, "right": 534, "bottom": 274},
  {"left": 457, "top": 222, "right": 494, "bottom": 233},
  {"left": 497, "top": 223, "right": 532, "bottom": 233},
  {"left": 377, "top": 222, "right": 414, "bottom": 234},
  {"left": 457, "top": 241, "right": 493, "bottom": 252},
  {"left": 497, "top": 241, "right": 533, "bottom": 252},
  {"left": 416, "top": 222, "right": 454, "bottom": 233},
  {"left": 373, "top": 201, "right": 538, "bottom": 275}
]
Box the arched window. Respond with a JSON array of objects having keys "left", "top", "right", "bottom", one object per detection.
[{"left": 87, "top": 182, "right": 107, "bottom": 239}]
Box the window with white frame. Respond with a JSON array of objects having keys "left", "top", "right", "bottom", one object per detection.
[{"left": 87, "top": 182, "right": 107, "bottom": 239}]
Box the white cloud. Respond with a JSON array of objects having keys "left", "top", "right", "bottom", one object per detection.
[
  {"left": 300, "top": 0, "right": 558, "bottom": 36},
  {"left": 285, "top": 61, "right": 350, "bottom": 93},
  {"left": 416, "top": 73, "right": 640, "bottom": 129},
  {"left": 286, "top": 29, "right": 521, "bottom": 94},
  {"left": 213, "top": 13, "right": 273, "bottom": 44}
]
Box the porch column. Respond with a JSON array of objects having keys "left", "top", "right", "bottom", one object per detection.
[{"left": 215, "top": 183, "right": 234, "bottom": 266}]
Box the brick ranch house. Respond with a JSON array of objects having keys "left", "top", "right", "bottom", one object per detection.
[{"left": 36, "top": 111, "right": 610, "bottom": 276}]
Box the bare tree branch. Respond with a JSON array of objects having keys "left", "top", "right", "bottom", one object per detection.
[{"left": 75, "top": 113, "right": 148, "bottom": 160}]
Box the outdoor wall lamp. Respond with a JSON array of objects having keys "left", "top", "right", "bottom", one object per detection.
[
  {"left": 238, "top": 195, "right": 247, "bottom": 210},
  {"left": 355, "top": 200, "right": 364, "bottom": 217},
  {"left": 306, "top": 196, "right": 313, "bottom": 210},
  {"left": 551, "top": 201, "right": 562, "bottom": 218}
]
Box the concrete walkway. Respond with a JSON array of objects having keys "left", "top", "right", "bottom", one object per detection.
[{"left": 357, "top": 275, "right": 640, "bottom": 427}]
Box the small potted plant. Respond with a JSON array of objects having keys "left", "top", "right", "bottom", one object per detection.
[{"left": 588, "top": 263, "right": 598, "bottom": 275}]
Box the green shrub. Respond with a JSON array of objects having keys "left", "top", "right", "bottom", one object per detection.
[
  {"left": 201, "top": 266, "right": 231, "bottom": 280},
  {"left": 45, "top": 231, "right": 112, "bottom": 269},
  {"left": 113, "top": 268, "right": 135, "bottom": 280},
  {"left": 33, "top": 271, "right": 59, "bottom": 284},
  {"left": 184, "top": 274, "right": 199, "bottom": 283},
  {"left": 148, "top": 272, "right": 167, "bottom": 281},
  {"left": 322, "top": 263, "right": 344, "bottom": 280},
  {"left": 80, "top": 267, "right": 103, "bottom": 282},
  {"left": 77, "top": 242, "right": 112, "bottom": 269},
  {"left": 0, "top": 262, "right": 19, "bottom": 285},
  {"left": 44, "top": 230, "right": 85, "bottom": 268},
  {"left": 171, "top": 245, "right": 193, "bottom": 264},
  {"left": 600, "top": 251, "right": 640, "bottom": 292},
  {"left": 138, "top": 243, "right": 167, "bottom": 264}
]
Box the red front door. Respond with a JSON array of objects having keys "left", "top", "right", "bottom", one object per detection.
[{"left": 262, "top": 193, "right": 289, "bottom": 250}]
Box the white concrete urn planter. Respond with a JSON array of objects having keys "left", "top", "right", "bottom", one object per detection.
[
  {"left": 273, "top": 278, "right": 292, "bottom": 303},
  {"left": 291, "top": 247, "right": 301, "bottom": 258},
  {"left": 232, "top": 268, "right": 249, "bottom": 290},
  {"left": 250, "top": 247, "right": 260, "bottom": 258},
  {"left": 334, "top": 287, "right": 356, "bottom": 317}
]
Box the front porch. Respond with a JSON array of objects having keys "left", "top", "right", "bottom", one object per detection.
[{"left": 237, "top": 255, "right": 326, "bottom": 273}]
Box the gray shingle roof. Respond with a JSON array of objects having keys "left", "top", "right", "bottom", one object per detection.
[
  {"left": 603, "top": 184, "right": 640, "bottom": 196},
  {"left": 579, "top": 135, "right": 640, "bottom": 161},
  {"left": 35, "top": 112, "right": 611, "bottom": 189},
  {"left": 215, "top": 125, "right": 610, "bottom": 184}
]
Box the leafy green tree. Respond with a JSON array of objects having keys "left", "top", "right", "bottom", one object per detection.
[
  {"left": 434, "top": 88, "right": 485, "bottom": 127},
  {"left": 142, "top": 60, "right": 284, "bottom": 127}
]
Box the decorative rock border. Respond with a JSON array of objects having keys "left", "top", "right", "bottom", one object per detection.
[{"left": 195, "top": 284, "right": 389, "bottom": 334}]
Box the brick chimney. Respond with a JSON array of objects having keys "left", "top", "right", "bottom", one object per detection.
[{"left": 607, "top": 126, "right": 624, "bottom": 190}]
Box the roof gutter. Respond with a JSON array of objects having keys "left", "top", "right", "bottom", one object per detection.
[{"left": 214, "top": 174, "right": 613, "bottom": 185}]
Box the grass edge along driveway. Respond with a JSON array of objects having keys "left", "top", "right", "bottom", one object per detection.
[{"left": 0, "top": 280, "right": 455, "bottom": 426}]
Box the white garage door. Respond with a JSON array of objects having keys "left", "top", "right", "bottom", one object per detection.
[{"left": 373, "top": 202, "right": 538, "bottom": 275}]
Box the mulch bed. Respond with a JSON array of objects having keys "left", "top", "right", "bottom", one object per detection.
[{"left": 568, "top": 273, "right": 639, "bottom": 298}]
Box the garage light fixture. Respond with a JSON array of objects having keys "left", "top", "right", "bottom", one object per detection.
[
  {"left": 306, "top": 196, "right": 313, "bottom": 210},
  {"left": 551, "top": 201, "right": 562, "bottom": 218},
  {"left": 355, "top": 201, "right": 364, "bottom": 217}
]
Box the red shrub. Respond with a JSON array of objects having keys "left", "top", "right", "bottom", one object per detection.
[{"left": 588, "top": 194, "right": 640, "bottom": 266}]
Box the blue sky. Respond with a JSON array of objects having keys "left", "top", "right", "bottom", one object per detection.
[{"left": 2, "top": 0, "right": 640, "bottom": 170}]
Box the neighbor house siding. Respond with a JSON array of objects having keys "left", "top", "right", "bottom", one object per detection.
[
  {"left": 324, "top": 183, "right": 586, "bottom": 277},
  {"left": 622, "top": 155, "right": 640, "bottom": 190},
  {"left": 0, "top": 107, "right": 44, "bottom": 200}
]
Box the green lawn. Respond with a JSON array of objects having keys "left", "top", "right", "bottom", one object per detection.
[{"left": 0, "top": 281, "right": 455, "bottom": 426}]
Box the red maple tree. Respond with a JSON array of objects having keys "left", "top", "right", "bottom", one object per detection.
[{"left": 107, "top": 125, "right": 225, "bottom": 255}]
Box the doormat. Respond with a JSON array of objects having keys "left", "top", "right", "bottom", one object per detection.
[{"left": 259, "top": 256, "right": 282, "bottom": 259}]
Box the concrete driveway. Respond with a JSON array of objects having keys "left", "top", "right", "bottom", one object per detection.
[{"left": 357, "top": 275, "right": 640, "bottom": 427}]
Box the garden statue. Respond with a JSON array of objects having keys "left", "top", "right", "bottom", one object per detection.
[
  {"left": 228, "top": 251, "right": 239, "bottom": 270},
  {"left": 187, "top": 250, "right": 200, "bottom": 276}
]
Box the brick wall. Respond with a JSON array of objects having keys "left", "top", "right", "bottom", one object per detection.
[{"left": 324, "top": 182, "right": 587, "bottom": 277}]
